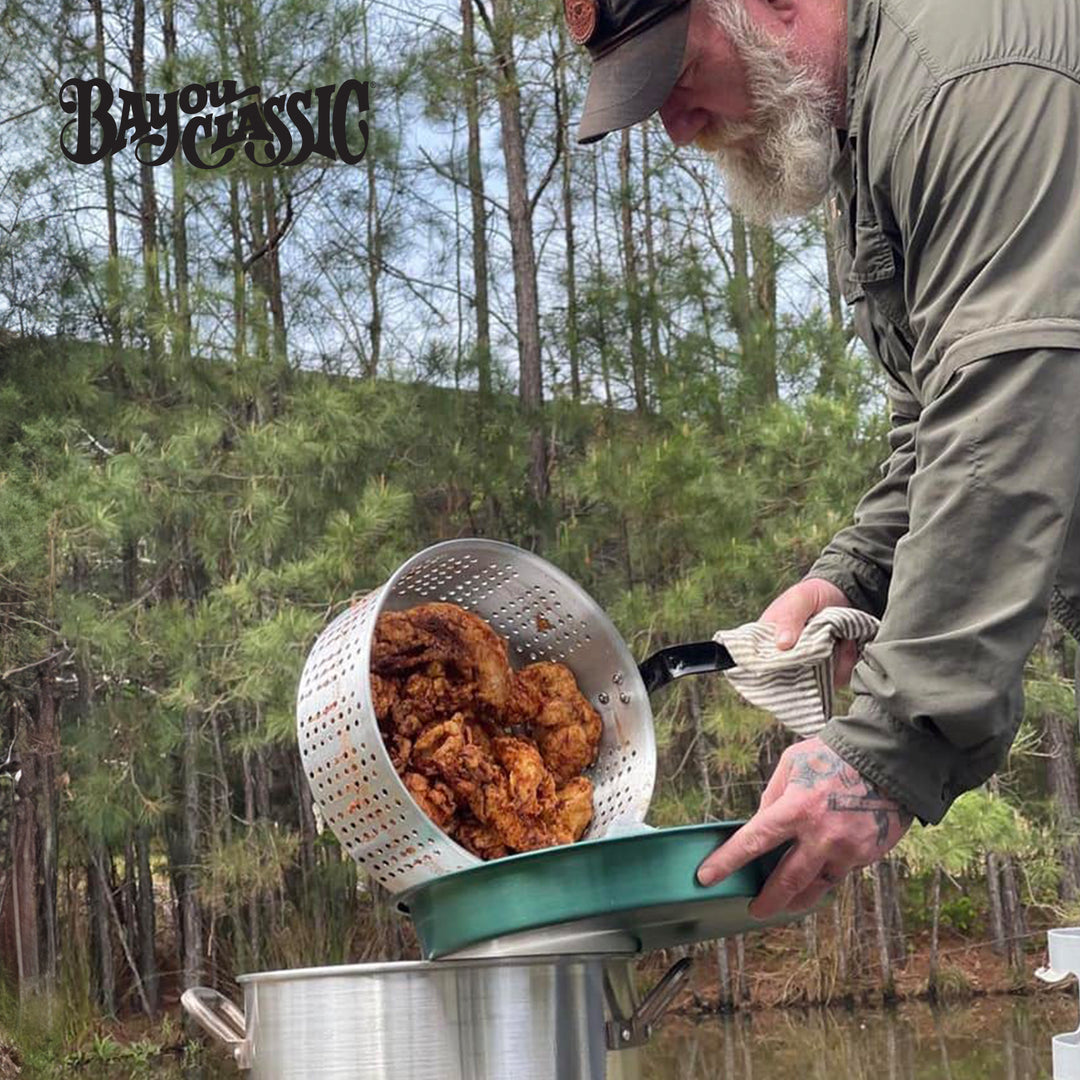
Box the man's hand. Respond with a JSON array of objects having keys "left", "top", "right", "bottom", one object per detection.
[
  {"left": 760, "top": 577, "right": 858, "bottom": 688},
  {"left": 697, "top": 738, "right": 913, "bottom": 917}
]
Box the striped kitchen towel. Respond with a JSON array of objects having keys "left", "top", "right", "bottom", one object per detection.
[{"left": 713, "top": 607, "right": 880, "bottom": 738}]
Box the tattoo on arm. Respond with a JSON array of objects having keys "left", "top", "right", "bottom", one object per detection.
[
  {"left": 787, "top": 749, "right": 860, "bottom": 791},
  {"left": 828, "top": 784, "right": 914, "bottom": 847},
  {"left": 782, "top": 747, "right": 913, "bottom": 849}
]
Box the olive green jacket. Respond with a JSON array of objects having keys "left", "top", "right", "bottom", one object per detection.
[{"left": 809, "top": 0, "right": 1080, "bottom": 823}]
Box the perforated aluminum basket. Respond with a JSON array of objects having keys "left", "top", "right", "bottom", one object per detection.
[{"left": 296, "top": 539, "right": 657, "bottom": 894}]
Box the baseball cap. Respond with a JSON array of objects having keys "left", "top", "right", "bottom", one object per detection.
[{"left": 567, "top": 0, "right": 692, "bottom": 144}]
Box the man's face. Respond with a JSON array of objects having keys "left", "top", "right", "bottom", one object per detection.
[{"left": 659, "top": 0, "right": 841, "bottom": 223}]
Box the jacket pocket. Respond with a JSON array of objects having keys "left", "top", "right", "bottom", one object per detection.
[{"left": 849, "top": 222, "right": 917, "bottom": 375}]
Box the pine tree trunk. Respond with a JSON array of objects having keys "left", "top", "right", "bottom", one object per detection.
[
  {"left": 640, "top": 125, "right": 662, "bottom": 375},
  {"left": 91, "top": 0, "right": 122, "bottom": 367},
  {"left": 243, "top": 747, "right": 260, "bottom": 967},
  {"left": 885, "top": 858, "right": 906, "bottom": 967},
  {"left": 556, "top": 20, "right": 580, "bottom": 402},
  {"left": 833, "top": 882, "right": 848, "bottom": 992},
  {"left": 747, "top": 224, "right": 778, "bottom": 402},
  {"left": 730, "top": 210, "right": 751, "bottom": 353},
  {"left": 1000, "top": 854, "right": 1026, "bottom": 970},
  {"left": 135, "top": 825, "right": 158, "bottom": 1015},
  {"left": 619, "top": 129, "right": 648, "bottom": 413},
  {"left": 803, "top": 912, "right": 820, "bottom": 1002},
  {"left": 362, "top": 11, "right": 382, "bottom": 378},
  {"left": 162, "top": 0, "right": 190, "bottom": 367},
  {"left": 1040, "top": 626, "right": 1080, "bottom": 899},
  {"left": 36, "top": 663, "right": 60, "bottom": 991},
  {"left": 688, "top": 680, "right": 712, "bottom": 819},
  {"left": 262, "top": 175, "right": 289, "bottom": 365},
  {"left": 985, "top": 852, "right": 1006, "bottom": 956},
  {"left": 182, "top": 708, "right": 203, "bottom": 989},
  {"left": 10, "top": 755, "right": 39, "bottom": 997},
  {"left": 89, "top": 849, "right": 116, "bottom": 1015},
  {"left": 590, "top": 158, "right": 613, "bottom": 410},
  {"left": 295, "top": 751, "right": 318, "bottom": 880},
  {"left": 122, "top": 839, "right": 138, "bottom": 963},
  {"left": 871, "top": 862, "right": 894, "bottom": 999},
  {"left": 818, "top": 203, "right": 847, "bottom": 395},
  {"left": 928, "top": 866, "right": 941, "bottom": 1000},
  {"left": 462, "top": 0, "right": 492, "bottom": 401},
  {"left": 851, "top": 867, "right": 866, "bottom": 976},
  {"left": 131, "top": 0, "right": 164, "bottom": 366},
  {"left": 254, "top": 746, "right": 278, "bottom": 929},
  {"left": 487, "top": 0, "right": 548, "bottom": 506}
]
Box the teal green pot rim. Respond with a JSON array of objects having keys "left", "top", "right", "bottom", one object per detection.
[{"left": 398, "top": 822, "right": 789, "bottom": 959}]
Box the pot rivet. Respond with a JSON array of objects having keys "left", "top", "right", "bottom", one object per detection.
[
  {"left": 597, "top": 692, "right": 610, "bottom": 705},
  {"left": 619, "top": 692, "right": 631, "bottom": 704},
  {"left": 612, "top": 672, "right": 624, "bottom": 684}
]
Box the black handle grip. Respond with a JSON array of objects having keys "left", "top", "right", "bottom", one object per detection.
[{"left": 637, "top": 640, "right": 736, "bottom": 694}]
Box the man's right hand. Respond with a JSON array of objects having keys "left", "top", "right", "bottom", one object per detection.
[{"left": 759, "top": 577, "right": 858, "bottom": 688}]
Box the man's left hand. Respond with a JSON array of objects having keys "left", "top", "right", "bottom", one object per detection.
[{"left": 697, "top": 737, "right": 913, "bottom": 918}]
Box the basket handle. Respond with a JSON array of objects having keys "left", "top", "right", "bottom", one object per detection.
[
  {"left": 638, "top": 641, "right": 735, "bottom": 694},
  {"left": 181, "top": 986, "right": 250, "bottom": 1068}
]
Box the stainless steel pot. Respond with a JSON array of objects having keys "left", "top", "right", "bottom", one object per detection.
[{"left": 182, "top": 954, "right": 691, "bottom": 1079}]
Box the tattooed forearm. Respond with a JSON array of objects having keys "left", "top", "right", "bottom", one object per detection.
[{"left": 828, "top": 790, "right": 914, "bottom": 847}]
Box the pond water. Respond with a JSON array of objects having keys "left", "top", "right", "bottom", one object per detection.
[
  {"left": 642, "top": 995, "right": 1078, "bottom": 1080},
  {"left": 53, "top": 993, "right": 1079, "bottom": 1079}
]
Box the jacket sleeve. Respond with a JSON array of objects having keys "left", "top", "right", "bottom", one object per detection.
[
  {"left": 819, "top": 66, "right": 1080, "bottom": 824},
  {"left": 806, "top": 375, "right": 918, "bottom": 617}
]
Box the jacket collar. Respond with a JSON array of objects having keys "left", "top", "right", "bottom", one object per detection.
[{"left": 844, "top": 0, "right": 879, "bottom": 134}]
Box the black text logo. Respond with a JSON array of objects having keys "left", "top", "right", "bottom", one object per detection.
[{"left": 59, "top": 79, "right": 369, "bottom": 169}]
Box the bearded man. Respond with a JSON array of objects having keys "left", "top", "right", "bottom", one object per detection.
[{"left": 568, "top": 0, "right": 1080, "bottom": 917}]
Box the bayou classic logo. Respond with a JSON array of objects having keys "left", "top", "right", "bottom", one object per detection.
[{"left": 59, "top": 78, "right": 369, "bottom": 169}]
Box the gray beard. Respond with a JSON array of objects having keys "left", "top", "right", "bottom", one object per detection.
[{"left": 695, "top": 0, "right": 835, "bottom": 223}]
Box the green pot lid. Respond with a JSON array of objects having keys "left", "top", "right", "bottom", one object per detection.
[{"left": 398, "top": 822, "right": 807, "bottom": 959}]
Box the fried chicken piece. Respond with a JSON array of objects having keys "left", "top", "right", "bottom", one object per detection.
[
  {"left": 551, "top": 777, "right": 594, "bottom": 845},
  {"left": 385, "top": 731, "right": 412, "bottom": 772},
  {"left": 411, "top": 714, "right": 502, "bottom": 804},
  {"left": 403, "top": 772, "right": 457, "bottom": 831},
  {"left": 372, "top": 603, "right": 513, "bottom": 714},
  {"left": 395, "top": 662, "right": 477, "bottom": 725},
  {"left": 370, "top": 673, "right": 399, "bottom": 722},
  {"left": 490, "top": 735, "right": 556, "bottom": 818},
  {"left": 507, "top": 662, "right": 603, "bottom": 783},
  {"left": 373, "top": 605, "right": 600, "bottom": 861},
  {"left": 455, "top": 816, "right": 511, "bottom": 860}
]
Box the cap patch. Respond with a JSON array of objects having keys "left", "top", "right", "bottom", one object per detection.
[{"left": 565, "top": 0, "right": 599, "bottom": 45}]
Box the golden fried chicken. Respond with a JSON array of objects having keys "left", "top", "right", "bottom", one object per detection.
[
  {"left": 490, "top": 735, "right": 556, "bottom": 818},
  {"left": 370, "top": 673, "right": 399, "bottom": 721},
  {"left": 472, "top": 779, "right": 593, "bottom": 853},
  {"left": 551, "top": 777, "right": 594, "bottom": 845},
  {"left": 372, "top": 603, "right": 513, "bottom": 713},
  {"left": 455, "top": 816, "right": 511, "bottom": 860},
  {"left": 507, "top": 662, "right": 603, "bottom": 783},
  {"left": 385, "top": 731, "right": 412, "bottom": 772},
  {"left": 411, "top": 714, "right": 502, "bottom": 804},
  {"left": 372, "top": 603, "right": 601, "bottom": 861},
  {"left": 403, "top": 772, "right": 457, "bottom": 831}
]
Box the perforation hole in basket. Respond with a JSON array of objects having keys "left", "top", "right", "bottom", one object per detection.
[
  {"left": 488, "top": 586, "right": 593, "bottom": 664},
  {"left": 391, "top": 556, "right": 518, "bottom": 609}
]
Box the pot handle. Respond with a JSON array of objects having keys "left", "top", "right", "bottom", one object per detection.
[
  {"left": 181, "top": 987, "right": 251, "bottom": 1069},
  {"left": 637, "top": 641, "right": 735, "bottom": 694},
  {"left": 606, "top": 957, "right": 694, "bottom": 1050}
]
